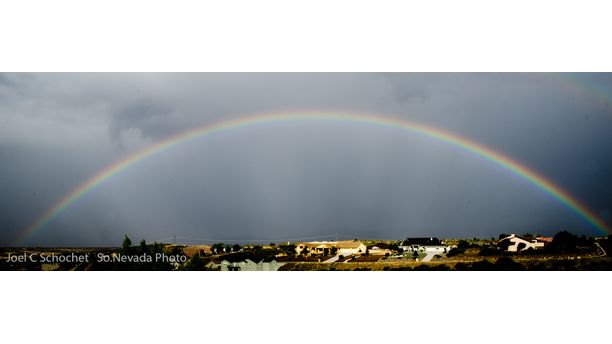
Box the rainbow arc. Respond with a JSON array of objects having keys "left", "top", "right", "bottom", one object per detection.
[{"left": 17, "top": 111, "right": 610, "bottom": 245}]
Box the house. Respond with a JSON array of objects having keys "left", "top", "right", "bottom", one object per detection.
[
  {"left": 369, "top": 242, "right": 391, "bottom": 250},
  {"left": 368, "top": 247, "right": 394, "bottom": 256},
  {"left": 399, "top": 237, "right": 449, "bottom": 253},
  {"left": 311, "top": 243, "right": 335, "bottom": 255},
  {"left": 295, "top": 240, "right": 366, "bottom": 257},
  {"left": 217, "top": 259, "right": 281, "bottom": 271},
  {"left": 336, "top": 241, "right": 367, "bottom": 256},
  {"left": 498, "top": 234, "right": 546, "bottom": 252},
  {"left": 295, "top": 241, "right": 336, "bottom": 256},
  {"left": 368, "top": 243, "right": 394, "bottom": 256},
  {"left": 536, "top": 236, "right": 554, "bottom": 244}
]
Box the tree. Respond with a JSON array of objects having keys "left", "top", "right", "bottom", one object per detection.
[
  {"left": 387, "top": 242, "right": 399, "bottom": 251},
  {"left": 122, "top": 235, "right": 132, "bottom": 254},
  {"left": 552, "top": 231, "right": 579, "bottom": 252},
  {"left": 279, "top": 244, "right": 295, "bottom": 255},
  {"left": 183, "top": 253, "right": 208, "bottom": 271},
  {"left": 517, "top": 242, "right": 526, "bottom": 251},
  {"left": 211, "top": 243, "right": 225, "bottom": 255},
  {"left": 498, "top": 233, "right": 509, "bottom": 240},
  {"left": 457, "top": 240, "right": 470, "bottom": 250},
  {"left": 140, "top": 239, "right": 148, "bottom": 254},
  {"left": 233, "top": 244, "right": 241, "bottom": 252},
  {"left": 152, "top": 242, "right": 162, "bottom": 254}
]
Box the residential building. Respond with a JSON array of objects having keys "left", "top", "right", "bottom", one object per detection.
[
  {"left": 294, "top": 240, "right": 366, "bottom": 257},
  {"left": 336, "top": 241, "right": 367, "bottom": 256},
  {"left": 217, "top": 259, "right": 281, "bottom": 271},
  {"left": 295, "top": 241, "right": 336, "bottom": 255},
  {"left": 536, "top": 236, "right": 554, "bottom": 244},
  {"left": 399, "top": 237, "right": 449, "bottom": 253},
  {"left": 499, "top": 234, "right": 546, "bottom": 252}
]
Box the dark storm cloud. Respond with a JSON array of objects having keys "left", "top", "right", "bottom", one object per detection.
[{"left": 0, "top": 73, "right": 611, "bottom": 246}]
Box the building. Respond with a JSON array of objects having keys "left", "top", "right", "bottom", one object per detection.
[
  {"left": 367, "top": 243, "right": 394, "bottom": 256},
  {"left": 498, "top": 234, "right": 546, "bottom": 252},
  {"left": 295, "top": 241, "right": 337, "bottom": 255},
  {"left": 310, "top": 243, "right": 335, "bottom": 255},
  {"left": 536, "top": 236, "right": 554, "bottom": 244},
  {"left": 295, "top": 240, "right": 366, "bottom": 257},
  {"left": 399, "top": 237, "right": 449, "bottom": 253},
  {"left": 368, "top": 247, "right": 394, "bottom": 256},
  {"left": 217, "top": 259, "right": 281, "bottom": 271},
  {"left": 336, "top": 241, "right": 367, "bottom": 256}
]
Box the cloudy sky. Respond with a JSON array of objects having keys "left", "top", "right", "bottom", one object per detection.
[{"left": 1, "top": 73, "right": 611, "bottom": 246}]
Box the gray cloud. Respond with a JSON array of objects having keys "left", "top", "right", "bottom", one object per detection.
[{"left": 0, "top": 73, "right": 611, "bottom": 246}]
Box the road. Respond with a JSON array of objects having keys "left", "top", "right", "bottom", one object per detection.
[
  {"left": 595, "top": 241, "right": 607, "bottom": 257},
  {"left": 421, "top": 252, "right": 436, "bottom": 262},
  {"left": 323, "top": 255, "right": 340, "bottom": 263}
]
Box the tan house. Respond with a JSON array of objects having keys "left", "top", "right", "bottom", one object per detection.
[
  {"left": 336, "top": 241, "right": 367, "bottom": 256},
  {"left": 295, "top": 241, "right": 336, "bottom": 255},
  {"left": 369, "top": 247, "right": 393, "bottom": 256},
  {"left": 295, "top": 240, "right": 367, "bottom": 257}
]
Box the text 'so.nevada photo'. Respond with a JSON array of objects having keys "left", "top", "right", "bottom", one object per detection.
[{"left": 1, "top": 72, "right": 611, "bottom": 271}]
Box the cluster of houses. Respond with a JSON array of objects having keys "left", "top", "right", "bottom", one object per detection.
[
  {"left": 176, "top": 233, "right": 555, "bottom": 270},
  {"left": 214, "top": 259, "right": 281, "bottom": 271}
]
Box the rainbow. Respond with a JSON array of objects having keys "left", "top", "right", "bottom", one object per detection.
[{"left": 17, "top": 111, "right": 610, "bottom": 245}]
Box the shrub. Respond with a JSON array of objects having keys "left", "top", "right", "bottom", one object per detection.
[
  {"left": 457, "top": 240, "right": 470, "bottom": 249},
  {"left": 454, "top": 262, "right": 469, "bottom": 271},
  {"left": 471, "top": 260, "right": 496, "bottom": 271},
  {"left": 446, "top": 248, "right": 465, "bottom": 257},
  {"left": 495, "top": 257, "right": 523, "bottom": 270},
  {"left": 478, "top": 247, "right": 497, "bottom": 256}
]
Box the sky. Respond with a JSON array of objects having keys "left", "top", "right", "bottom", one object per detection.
[{"left": 0, "top": 73, "right": 611, "bottom": 246}]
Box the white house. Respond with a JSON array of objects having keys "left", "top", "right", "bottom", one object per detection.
[
  {"left": 399, "top": 237, "right": 449, "bottom": 253},
  {"left": 499, "top": 234, "right": 545, "bottom": 252},
  {"left": 218, "top": 259, "right": 281, "bottom": 271}
]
